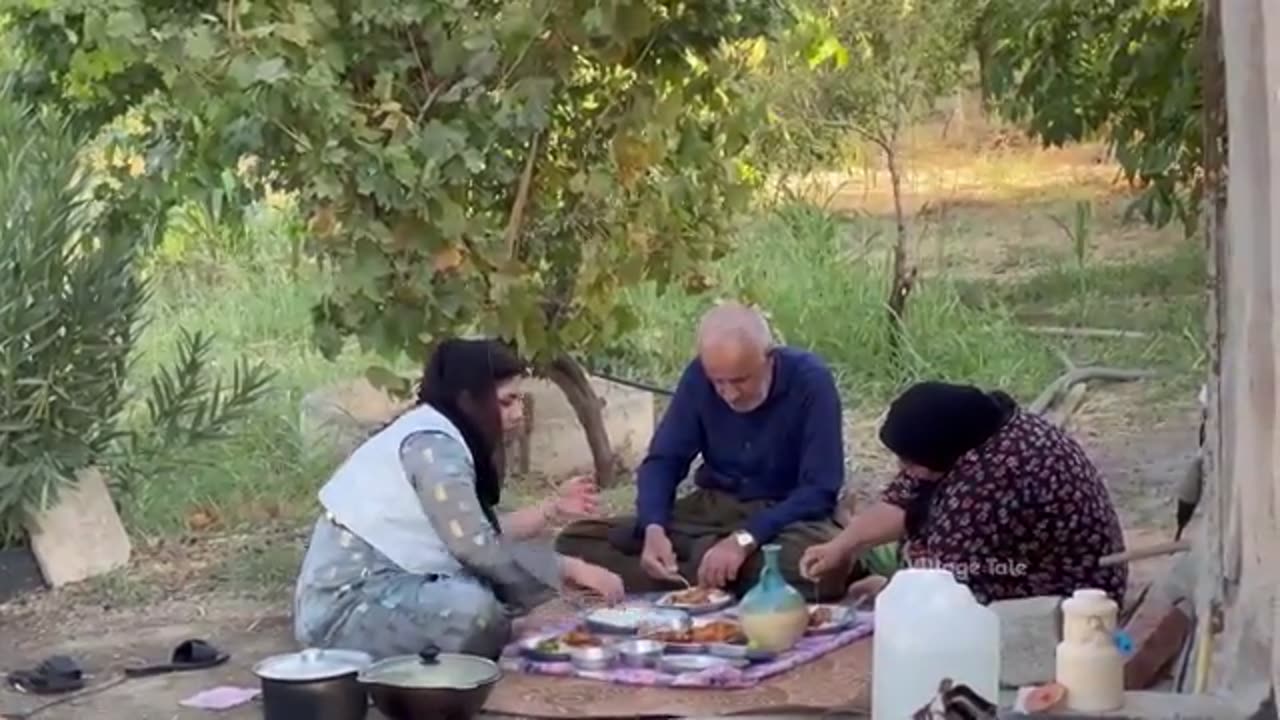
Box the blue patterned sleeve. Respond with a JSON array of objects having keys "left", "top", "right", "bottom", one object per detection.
[{"left": 399, "top": 431, "right": 559, "bottom": 612}]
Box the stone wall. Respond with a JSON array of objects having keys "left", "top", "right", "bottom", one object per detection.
[
  {"left": 298, "top": 375, "right": 655, "bottom": 481},
  {"left": 511, "top": 377, "right": 654, "bottom": 480}
]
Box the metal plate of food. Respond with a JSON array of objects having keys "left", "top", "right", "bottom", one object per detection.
[
  {"left": 706, "top": 642, "right": 777, "bottom": 663},
  {"left": 641, "top": 618, "right": 744, "bottom": 655},
  {"left": 653, "top": 587, "right": 735, "bottom": 615},
  {"left": 804, "top": 604, "right": 857, "bottom": 635},
  {"left": 584, "top": 604, "right": 690, "bottom": 635},
  {"left": 700, "top": 618, "right": 776, "bottom": 663},
  {"left": 517, "top": 627, "right": 604, "bottom": 661}
]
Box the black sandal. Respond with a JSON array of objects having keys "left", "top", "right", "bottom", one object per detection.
[
  {"left": 122, "top": 639, "right": 229, "bottom": 678},
  {"left": 7, "top": 655, "right": 87, "bottom": 695}
]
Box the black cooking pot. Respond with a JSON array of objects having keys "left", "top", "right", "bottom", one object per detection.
[
  {"left": 253, "top": 648, "right": 373, "bottom": 720},
  {"left": 358, "top": 643, "right": 501, "bottom": 720}
]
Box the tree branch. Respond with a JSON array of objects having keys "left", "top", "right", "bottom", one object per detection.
[
  {"left": 1026, "top": 325, "right": 1151, "bottom": 340},
  {"left": 1028, "top": 366, "right": 1157, "bottom": 416},
  {"left": 504, "top": 130, "right": 542, "bottom": 261},
  {"left": 544, "top": 354, "right": 616, "bottom": 487},
  {"left": 499, "top": 3, "right": 556, "bottom": 88}
]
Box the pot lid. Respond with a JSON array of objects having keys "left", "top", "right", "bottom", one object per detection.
[
  {"left": 254, "top": 648, "right": 373, "bottom": 681},
  {"left": 358, "top": 644, "right": 500, "bottom": 689}
]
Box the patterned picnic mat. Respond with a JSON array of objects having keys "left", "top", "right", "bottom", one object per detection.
[{"left": 483, "top": 601, "right": 874, "bottom": 718}]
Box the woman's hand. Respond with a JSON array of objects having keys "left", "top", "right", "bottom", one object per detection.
[
  {"left": 800, "top": 533, "right": 859, "bottom": 581},
  {"left": 550, "top": 475, "right": 601, "bottom": 520},
  {"left": 562, "top": 557, "right": 625, "bottom": 604},
  {"left": 506, "top": 476, "right": 601, "bottom": 540}
]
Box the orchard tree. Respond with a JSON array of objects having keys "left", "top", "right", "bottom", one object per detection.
[
  {"left": 983, "top": 0, "right": 1204, "bottom": 232},
  {"left": 6, "top": 0, "right": 790, "bottom": 485},
  {"left": 758, "top": 0, "right": 978, "bottom": 361}
]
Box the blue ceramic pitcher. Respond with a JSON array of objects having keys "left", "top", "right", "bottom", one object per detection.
[{"left": 737, "top": 544, "right": 808, "bottom": 651}]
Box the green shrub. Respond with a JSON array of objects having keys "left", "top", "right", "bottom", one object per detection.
[{"left": 0, "top": 89, "right": 272, "bottom": 543}]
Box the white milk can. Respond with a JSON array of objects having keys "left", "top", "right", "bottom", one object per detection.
[{"left": 1055, "top": 588, "right": 1124, "bottom": 712}]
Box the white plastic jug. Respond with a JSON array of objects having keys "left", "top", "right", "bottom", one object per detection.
[{"left": 872, "top": 568, "right": 1001, "bottom": 719}]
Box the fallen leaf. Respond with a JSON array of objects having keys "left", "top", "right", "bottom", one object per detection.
[
  {"left": 433, "top": 245, "right": 464, "bottom": 272},
  {"left": 309, "top": 205, "right": 337, "bottom": 237},
  {"left": 186, "top": 505, "right": 223, "bottom": 533}
]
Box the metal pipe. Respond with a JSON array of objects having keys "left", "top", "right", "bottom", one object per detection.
[{"left": 1099, "top": 540, "right": 1192, "bottom": 567}]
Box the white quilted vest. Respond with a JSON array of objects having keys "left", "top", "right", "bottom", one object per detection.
[{"left": 317, "top": 403, "right": 470, "bottom": 575}]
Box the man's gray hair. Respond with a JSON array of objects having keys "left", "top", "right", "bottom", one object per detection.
[{"left": 696, "top": 301, "right": 774, "bottom": 352}]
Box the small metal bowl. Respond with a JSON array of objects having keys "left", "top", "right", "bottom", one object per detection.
[
  {"left": 615, "top": 639, "right": 663, "bottom": 669},
  {"left": 569, "top": 645, "right": 617, "bottom": 671},
  {"left": 516, "top": 634, "right": 570, "bottom": 662},
  {"left": 658, "top": 654, "right": 745, "bottom": 675}
]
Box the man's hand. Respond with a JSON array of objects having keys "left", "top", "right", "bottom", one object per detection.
[
  {"left": 552, "top": 475, "right": 600, "bottom": 520},
  {"left": 640, "top": 525, "right": 681, "bottom": 582},
  {"left": 800, "top": 533, "right": 858, "bottom": 581},
  {"left": 697, "top": 536, "right": 749, "bottom": 589}
]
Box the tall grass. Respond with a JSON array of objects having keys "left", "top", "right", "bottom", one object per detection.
[
  {"left": 589, "top": 203, "right": 1196, "bottom": 408},
  {"left": 120, "top": 201, "right": 384, "bottom": 536}
]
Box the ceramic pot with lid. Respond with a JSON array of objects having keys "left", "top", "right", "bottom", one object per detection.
[
  {"left": 358, "top": 643, "right": 501, "bottom": 720},
  {"left": 253, "top": 648, "right": 373, "bottom": 720}
]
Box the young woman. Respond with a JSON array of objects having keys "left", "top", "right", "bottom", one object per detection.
[
  {"left": 802, "top": 381, "right": 1127, "bottom": 604},
  {"left": 293, "top": 339, "right": 624, "bottom": 660}
]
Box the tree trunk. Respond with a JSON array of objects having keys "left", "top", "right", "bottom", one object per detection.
[
  {"left": 884, "top": 145, "right": 916, "bottom": 366},
  {"left": 974, "top": 9, "right": 995, "bottom": 117},
  {"left": 545, "top": 354, "right": 617, "bottom": 487}
]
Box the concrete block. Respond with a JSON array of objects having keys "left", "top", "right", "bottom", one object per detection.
[
  {"left": 299, "top": 375, "right": 655, "bottom": 481},
  {"left": 298, "top": 378, "right": 409, "bottom": 461},
  {"left": 1124, "top": 597, "right": 1192, "bottom": 690},
  {"left": 516, "top": 376, "right": 654, "bottom": 479},
  {"left": 991, "top": 595, "right": 1064, "bottom": 688},
  {"left": 26, "top": 467, "right": 132, "bottom": 587}
]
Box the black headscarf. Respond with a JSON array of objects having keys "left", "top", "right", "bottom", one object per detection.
[
  {"left": 416, "top": 338, "right": 525, "bottom": 530},
  {"left": 879, "top": 381, "right": 1018, "bottom": 536}
]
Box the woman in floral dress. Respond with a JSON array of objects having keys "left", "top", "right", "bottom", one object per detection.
[{"left": 802, "top": 381, "right": 1127, "bottom": 604}]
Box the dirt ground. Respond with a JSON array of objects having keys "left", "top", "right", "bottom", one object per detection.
[{"left": 0, "top": 388, "right": 1199, "bottom": 720}]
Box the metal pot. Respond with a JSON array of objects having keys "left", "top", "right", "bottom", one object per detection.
[
  {"left": 358, "top": 643, "right": 501, "bottom": 720},
  {"left": 253, "top": 648, "right": 373, "bottom": 720}
]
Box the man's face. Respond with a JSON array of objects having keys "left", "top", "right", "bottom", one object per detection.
[{"left": 700, "top": 341, "right": 772, "bottom": 413}]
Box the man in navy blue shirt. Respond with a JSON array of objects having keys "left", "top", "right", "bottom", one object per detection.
[{"left": 556, "top": 303, "right": 852, "bottom": 601}]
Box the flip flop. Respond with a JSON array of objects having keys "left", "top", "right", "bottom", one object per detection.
[
  {"left": 123, "top": 639, "right": 229, "bottom": 678},
  {"left": 7, "top": 655, "right": 87, "bottom": 695}
]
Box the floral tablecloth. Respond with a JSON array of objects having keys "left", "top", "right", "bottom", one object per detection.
[{"left": 500, "top": 609, "right": 875, "bottom": 689}]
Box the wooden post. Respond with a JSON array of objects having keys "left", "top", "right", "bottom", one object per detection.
[{"left": 1213, "top": 0, "right": 1280, "bottom": 704}]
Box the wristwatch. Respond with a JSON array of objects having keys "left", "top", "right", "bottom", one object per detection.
[{"left": 732, "top": 530, "right": 756, "bottom": 550}]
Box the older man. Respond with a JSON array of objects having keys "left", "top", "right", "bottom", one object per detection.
[{"left": 556, "top": 303, "right": 852, "bottom": 601}]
